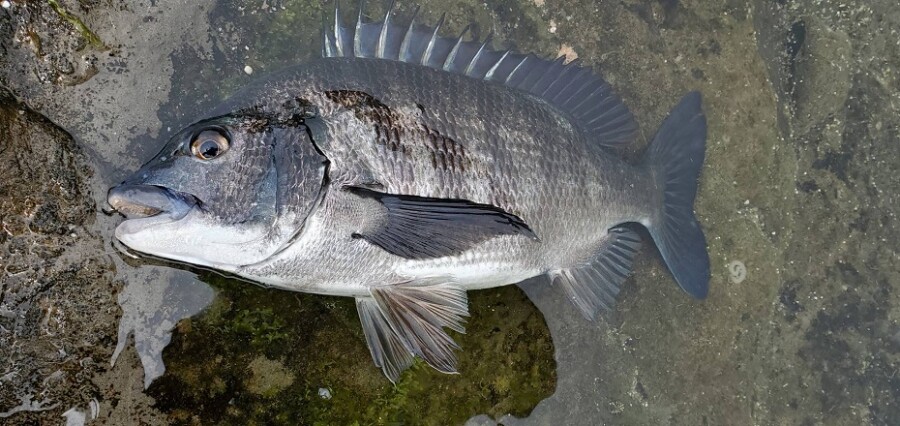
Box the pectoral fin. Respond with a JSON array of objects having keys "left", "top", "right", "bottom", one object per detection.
[
  {"left": 355, "top": 283, "right": 469, "bottom": 381},
  {"left": 349, "top": 187, "right": 537, "bottom": 259}
]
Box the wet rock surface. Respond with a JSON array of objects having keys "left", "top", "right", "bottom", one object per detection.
[
  {"left": 0, "top": 88, "right": 118, "bottom": 422},
  {"left": 500, "top": 1, "right": 899, "bottom": 424},
  {"left": 1, "top": 0, "right": 898, "bottom": 424},
  {"left": 750, "top": 1, "right": 900, "bottom": 423}
]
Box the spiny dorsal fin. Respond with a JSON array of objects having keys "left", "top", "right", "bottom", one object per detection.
[{"left": 322, "top": 0, "right": 639, "bottom": 147}]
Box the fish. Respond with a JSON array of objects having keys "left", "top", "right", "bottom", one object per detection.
[{"left": 107, "top": 2, "right": 710, "bottom": 382}]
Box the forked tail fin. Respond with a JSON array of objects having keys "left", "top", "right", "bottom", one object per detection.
[{"left": 644, "top": 92, "right": 710, "bottom": 298}]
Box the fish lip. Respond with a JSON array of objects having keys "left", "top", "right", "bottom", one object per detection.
[{"left": 107, "top": 184, "right": 198, "bottom": 221}]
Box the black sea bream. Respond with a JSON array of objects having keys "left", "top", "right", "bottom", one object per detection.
[{"left": 108, "top": 3, "right": 710, "bottom": 381}]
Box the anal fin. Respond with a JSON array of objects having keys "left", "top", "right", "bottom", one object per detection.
[
  {"left": 552, "top": 227, "right": 642, "bottom": 320},
  {"left": 355, "top": 283, "right": 469, "bottom": 382}
]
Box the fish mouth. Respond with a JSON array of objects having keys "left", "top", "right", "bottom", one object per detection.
[{"left": 107, "top": 184, "right": 198, "bottom": 221}]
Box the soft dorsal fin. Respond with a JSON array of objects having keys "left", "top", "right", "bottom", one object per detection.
[{"left": 322, "top": 0, "right": 639, "bottom": 147}]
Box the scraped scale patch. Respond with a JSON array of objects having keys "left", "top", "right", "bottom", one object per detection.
[{"left": 323, "top": 0, "right": 639, "bottom": 147}]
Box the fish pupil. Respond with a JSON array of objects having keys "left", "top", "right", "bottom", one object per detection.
[{"left": 200, "top": 140, "right": 219, "bottom": 158}]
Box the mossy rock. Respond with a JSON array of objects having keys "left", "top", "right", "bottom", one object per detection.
[{"left": 149, "top": 273, "right": 555, "bottom": 425}]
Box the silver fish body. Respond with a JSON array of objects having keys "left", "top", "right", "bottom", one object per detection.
[
  {"left": 224, "top": 58, "right": 657, "bottom": 296},
  {"left": 108, "top": 4, "right": 710, "bottom": 381}
]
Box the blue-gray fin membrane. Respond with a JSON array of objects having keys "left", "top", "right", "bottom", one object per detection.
[
  {"left": 349, "top": 187, "right": 537, "bottom": 260},
  {"left": 551, "top": 226, "right": 642, "bottom": 320},
  {"left": 644, "top": 91, "right": 710, "bottom": 298},
  {"left": 323, "top": 0, "right": 639, "bottom": 147},
  {"left": 355, "top": 284, "right": 469, "bottom": 381}
]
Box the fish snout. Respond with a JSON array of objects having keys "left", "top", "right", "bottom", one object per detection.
[{"left": 107, "top": 184, "right": 195, "bottom": 220}]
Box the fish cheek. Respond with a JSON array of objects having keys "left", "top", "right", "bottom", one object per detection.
[{"left": 200, "top": 131, "right": 277, "bottom": 223}]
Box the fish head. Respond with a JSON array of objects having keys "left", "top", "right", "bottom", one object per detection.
[{"left": 108, "top": 113, "right": 327, "bottom": 272}]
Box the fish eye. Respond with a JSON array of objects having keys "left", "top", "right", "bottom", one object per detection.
[{"left": 190, "top": 129, "right": 230, "bottom": 160}]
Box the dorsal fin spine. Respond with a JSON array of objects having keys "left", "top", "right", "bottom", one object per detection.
[
  {"left": 465, "top": 32, "right": 493, "bottom": 76},
  {"left": 333, "top": 0, "right": 345, "bottom": 57},
  {"left": 443, "top": 25, "right": 471, "bottom": 71},
  {"left": 485, "top": 50, "right": 511, "bottom": 81},
  {"left": 399, "top": 6, "right": 420, "bottom": 62},
  {"left": 322, "top": 10, "right": 332, "bottom": 57},
  {"left": 504, "top": 55, "right": 530, "bottom": 84},
  {"left": 511, "top": 56, "right": 542, "bottom": 89},
  {"left": 353, "top": 0, "right": 364, "bottom": 57},
  {"left": 376, "top": 0, "right": 395, "bottom": 58},
  {"left": 422, "top": 13, "right": 446, "bottom": 65}
]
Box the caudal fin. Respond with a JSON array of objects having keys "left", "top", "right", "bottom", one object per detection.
[{"left": 644, "top": 92, "right": 710, "bottom": 298}]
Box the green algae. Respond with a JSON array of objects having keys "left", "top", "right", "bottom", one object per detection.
[
  {"left": 148, "top": 274, "right": 555, "bottom": 424},
  {"left": 46, "top": 0, "right": 108, "bottom": 51}
]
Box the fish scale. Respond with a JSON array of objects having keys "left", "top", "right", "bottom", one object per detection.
[
  {"left": 226, "top": 56, "right": 654, "bottom": 312},
  {"left": 218, "top": 58, "right": 642, "bottom": 231}
]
